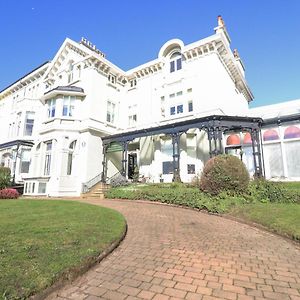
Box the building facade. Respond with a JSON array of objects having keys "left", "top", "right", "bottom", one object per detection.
[{"left": 0, "top": 16, "right": 299, "bottom": 197}]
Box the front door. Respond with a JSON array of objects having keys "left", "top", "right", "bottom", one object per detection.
[{"left": 128, "top": 153, "right": 137, "bottom": 179}]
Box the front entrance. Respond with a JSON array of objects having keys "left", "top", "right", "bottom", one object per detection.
[{"left": 128, "top": 153, "right": 137, "bottom": 179}]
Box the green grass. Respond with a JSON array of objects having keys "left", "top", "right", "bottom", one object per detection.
[
  {"left": 0, "top": 200, "right": 126, "bottom": 300},
  {"left": 279, "top": 181, "right": 300, "bottom": 190},
  {"left": 229, "top": 203, "right": 300, "bottom": 241}
]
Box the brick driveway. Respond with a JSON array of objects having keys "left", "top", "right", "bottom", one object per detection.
[{"left": 48, "top": 199, "right": 300, "bottom": 300}]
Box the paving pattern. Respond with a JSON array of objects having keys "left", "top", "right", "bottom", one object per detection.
[{"left": 47, "top": 199, "right": 300, "bottom": 300}]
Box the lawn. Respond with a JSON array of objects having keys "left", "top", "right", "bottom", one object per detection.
[
  {"left": 0, "top": 200, "right": 126, "bottom": 300},
  {"left": 229, "top": 203, "right": 300, "bottom": 241}
]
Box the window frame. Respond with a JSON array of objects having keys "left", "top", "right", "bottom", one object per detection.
[
  {"left": 62, "top": 96, "right": 75, "bottom": 117},
  {"left": 188, "top": 101, "right": 193, "bottom": 112},
  {"left": 47, "top": 99, "right": 56, "bottom": 118},
  {"left": 44, "top": 141, "right": 52, "bottom": 176},
  {"left": 24, "top": 111, "right": 35, "bottom": 136},
  {"left": 169, "top": 52, "right": 182, "bottom": 73},
  {"left": 106, "top": 100, "right": 116, "bottom": 123}
]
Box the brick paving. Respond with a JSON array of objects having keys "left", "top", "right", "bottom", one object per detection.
[{"left": 47, "top": 199, "right": 300, "bottom": 300}]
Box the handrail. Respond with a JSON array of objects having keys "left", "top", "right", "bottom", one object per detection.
[
  {"left": 106, "top": 171, "right": 122, "bottom": 184},
  {"left": 81, "top": 172, "right": 102, "bottom": 193}
]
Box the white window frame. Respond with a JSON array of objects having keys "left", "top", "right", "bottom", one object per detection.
[
  {"left": 24, "top": 111, "right": 35, "bottom": 136},
  {"left": 47, "top": 99, "right": 56, "bottom": 118},
  {"left": 128, "top": 105, "right": 137, "bottom": 127},
  {"left": 44, "top": 142, "right": 52, "bottom": 176},
  {"left": 106, "top": 101, "right": 116, "bottom": 123},
  {"left": 67, "top": 140, "right": 76, "bottom": 175},
  {"left": 170, "top": 52, "right": 182, "bottom": 73},
  {"left": 108, "top": 74, "right": 116, "bottom": 85},
  {"left": 62, "top": 96, "right": 75, "bottom": 117}
]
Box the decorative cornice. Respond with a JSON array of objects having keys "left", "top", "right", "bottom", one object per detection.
[
  {"left": 0, "top": 62, "right": 50, "bottom": 100},
  {"left": 133, "top": 62, "right": 163, "bottom": 78},
  {"left": 215, "top": 41, "right": 253, "bottom": 102}
]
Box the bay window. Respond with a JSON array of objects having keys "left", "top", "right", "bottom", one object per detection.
[
  {"left": 47, "top": 99, "right": 56, "bottom": 118},
  {"left": 62, "top": 96, "right": 75, "bottom": 117}
]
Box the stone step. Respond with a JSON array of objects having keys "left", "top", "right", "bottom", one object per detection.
[{"left": 81, "top": 183, "right": 110, "bottom": 199}]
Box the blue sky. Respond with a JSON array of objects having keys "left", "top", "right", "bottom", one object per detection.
[{"left": 0, "top": 0, "right": 299, "bottom": 107}]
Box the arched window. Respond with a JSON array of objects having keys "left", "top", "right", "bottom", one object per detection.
[
  {"left": 243, "top": 132, "right": 252, "bottom": 145},
  {"left": 284, "top": 126, "right": 300, "bottom": 139},
  {"left": 263, "top": 129, "right": 279, "bottom": 141},
  {"left": 1, "top": 153, "right": 12, "bottom": 169},
  {"left": 226, "top": 134, "right": 240, "bottom": 146},
  {"left": 169, "top": 51, "right": 182, "bottom": 73},
  {"left": 67, "top": 140, "right": 77, "bottom": 175}
]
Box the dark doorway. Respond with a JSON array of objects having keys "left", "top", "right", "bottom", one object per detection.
[{"left": 128, "top": 153, "right": 137, "bottom": 179}]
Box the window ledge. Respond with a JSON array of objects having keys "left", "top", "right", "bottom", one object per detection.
[
  {"left": 107, "top": 82, "right": 117, "bottom": 89},
  {"left": 128, "top": 86, "right": 137, "bottom": 91},
  {"left": 43, "top": 117, "right": 78, "bottom": 124}
]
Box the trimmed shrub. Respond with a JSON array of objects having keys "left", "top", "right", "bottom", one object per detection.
[
  {"left": 110, "top": 174, "right": 129, "bottom": 187},
  {"left": 0, "top": 167, "right": 11, "bottom": 190},
  {"left": 200, "top": 154, "right": 250, "bottom": 195},
  {"left": 0, "top": 188, "right": 19, "bottom": 199},
  {"left": 105, "top": 183, "right": 247, "bottom": 213}
]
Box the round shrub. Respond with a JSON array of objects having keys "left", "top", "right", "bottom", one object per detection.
[
  {"left": 200, "top": 154, "right": 250, "bottom": 195},
  {"left": 0, "top": 188, "right": 19, "bottom": 199}
]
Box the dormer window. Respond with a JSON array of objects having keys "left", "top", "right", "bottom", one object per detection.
[
  {"left": 170, "top": 52, "right": 182, "bottom": 73},
  {"left": 108, "top": 74, "right": 116, "bottom": 84},
  {"left": 130, "top": 79, "right": 137, "bottom": 88}
]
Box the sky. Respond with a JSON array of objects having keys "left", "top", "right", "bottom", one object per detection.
[{"left": 0, "top": 0, "right": 299, "bottom": 107}]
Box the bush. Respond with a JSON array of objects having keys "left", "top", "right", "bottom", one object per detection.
[
  {"left": 247, "top": 179, "right": 298, "bottom": 203},
  {"left": 200, "top": 154, "right": 250, "bottom": 195},
  {"left": 105, "top": 183, "right": 247, "bottom": 213},
  {"left": 0, "top": 167, "right": 11, "bottom": 190},
  {"left": 0, "top": 188, "right": 19, "bottom": 199},
  {"left": 110, "top": 174, "right": 129, "bottom": 187}
]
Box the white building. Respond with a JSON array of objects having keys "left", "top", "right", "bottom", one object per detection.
[{"left": 0, "top": 16, "right": 299, "bottom": 197}]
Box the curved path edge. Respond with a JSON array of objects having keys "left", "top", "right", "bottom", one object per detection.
[
  {"left": 109, "top": 198, "right": 300, "bottom": 247},
  {"left": 32, "top": 219, "right": 128, "bottom": 300},
  {"left": 46, "top": 198, "right": 300, "bottom": 300}
]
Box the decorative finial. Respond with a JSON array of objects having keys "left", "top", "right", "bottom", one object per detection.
[
  {"left": 217, "top": 15, "right": 225, "bottom": 27},
  {"left": 233, "top": 49, "right": 240, "bottom": 59},
  {"left": 214, "top": 15, "right": 231, "bottom": 44}
]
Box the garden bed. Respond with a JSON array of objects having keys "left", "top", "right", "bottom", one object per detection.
[{"left": 106, "top": 181, "right": 300, "bottom": 241}]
